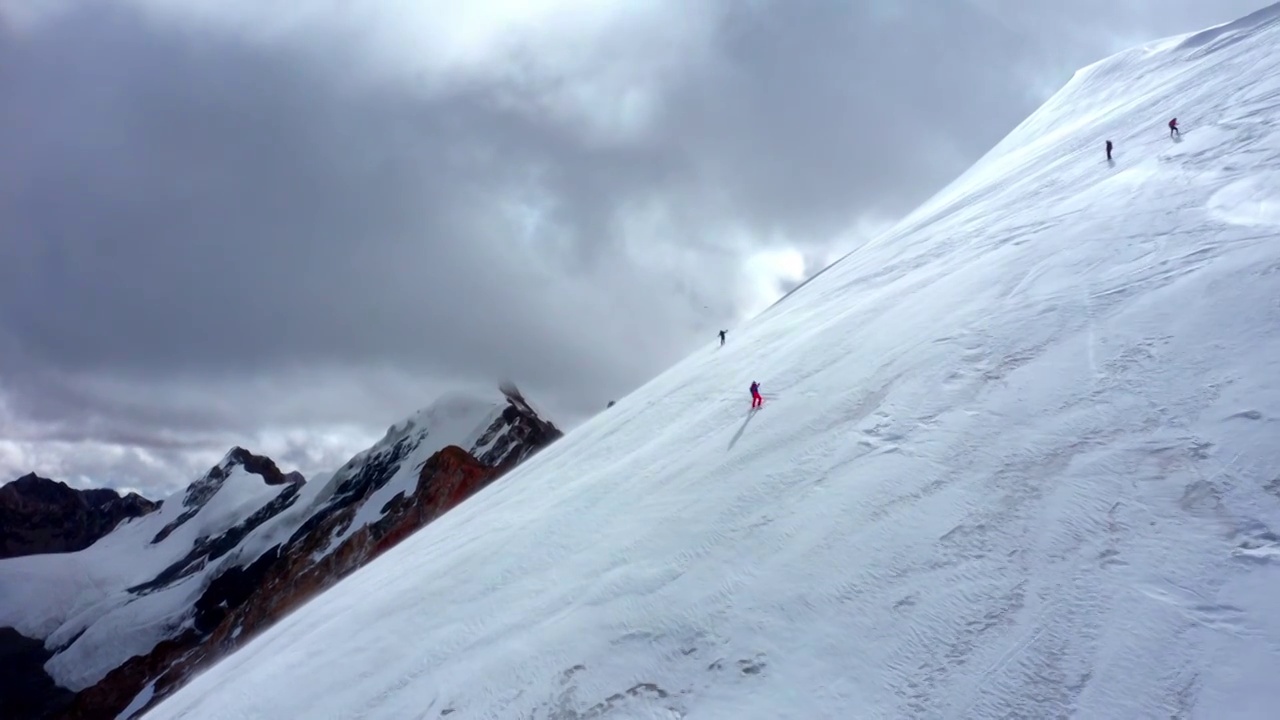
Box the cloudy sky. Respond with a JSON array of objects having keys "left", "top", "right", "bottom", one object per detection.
[{"left": 0, "top": 0, "right": 1268, "bottom": 496}]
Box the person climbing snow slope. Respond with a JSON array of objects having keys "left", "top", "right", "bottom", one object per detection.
[
  {"left": 750, "top": 381, "right": 763, "bottom": 409},
  {"left": 719, "top": 330, "right": 727, "bottom": 346},
  {"left": 1105, "top": 140, "right": 1113, "bottom": 160},
  {"left": 1169, "top": 118, "right": 1180, "bottom": 137}
]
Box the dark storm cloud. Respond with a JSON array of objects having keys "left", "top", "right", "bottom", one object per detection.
[
  {"left": 0, "top": 0, "right": 1270, "bottom": 493},
  {"left": 0, "top": 4, "right": 734, "bottom": 401}
]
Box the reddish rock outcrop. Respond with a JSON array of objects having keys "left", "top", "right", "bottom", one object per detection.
[
  {"left": 86, "top": 446, "right": 503, "bottom": 719},
  {"left": 12, "top": 387, "right": 560, "bottom": 720},
  {"left": 218, "top": 446, "right": 493, "bottom": 649},
  {"left": 58, "top": 632, "right": 200, "bottom": 720}
]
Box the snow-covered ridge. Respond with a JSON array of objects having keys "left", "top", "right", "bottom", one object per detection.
[
  {"left": 148, "top": 8, "right": 1280, "bottom": 720},
  {"left": 0, "top": 386, "right": 561, "bottom": 719},
  {"left": 305, "top": 387, "right": 557, "bottom": 555},
  {"left": 0, "top": 449, "right": 294, "bottom": 690},
  {"left": 1177, "top": 1, "right": 1280, "bottom": 51}
]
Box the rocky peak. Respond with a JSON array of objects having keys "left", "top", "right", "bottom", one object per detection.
[
  {"left": 222, "top": 446, "right": 303, "bottom": 486},
  {"left": 4, "top": 385, "right": 563, "bottom": 720},
  {"left": 62, "top": 385, "right": 563, "bottom": 720},
  {"left": 151, "top": 447, "right": 302, "bottom": 546},
  {"left": 0, "top": 474, "right": 158, "bottom": 559},
  {"left": 477, "top": 382, "right": 564, "bottom": 470},
  {"left": 181, "top": 446, "right": 291, "bottom": 508}
]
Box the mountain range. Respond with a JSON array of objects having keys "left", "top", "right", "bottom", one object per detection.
[
  {"left": 0, "top": 383, "right": 561, "bottom": 719},
  {"left": 6, "top": 3, "right": 1280, "bottom": 718},
  {"left": 141, "top": 4, "right": 1280, "bottom": 718}
]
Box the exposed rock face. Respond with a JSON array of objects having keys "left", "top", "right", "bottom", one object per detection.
[
  {"left": 46, "top": 386, "right": 562, "bottom": 720},
  {"left": 0, "top": 474, "right": 158, "bottom": 559},
  {"left": 149, "top": 446, "right": 300, "bottom": 545},
  {"left": 490, "top": 381, "right": 563, "bottom": 471},
  {"left": 130, "top": 446, "right": 501, "bottom": 709},
  {"left": 59, "top": 631, "right": 200, "bottom": 720},
  {"left": 0, "top": 628, "right": 74, "bottom": 719},
  {"left": 130, "top": 481, "right": 307, "bottom": 595}
]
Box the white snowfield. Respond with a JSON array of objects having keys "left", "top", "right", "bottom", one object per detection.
[
  {"left": 150, "top": 8, "right": 1280, "bottom": 720},
  {"left": 0, "top": 461, "right": 295, "bottom": 691},
  {"left": 0, "top": 394, "right": 514, "bottom": 693},
  {"left": 322, "top": 392, "right": 512, "bottom": 547}
]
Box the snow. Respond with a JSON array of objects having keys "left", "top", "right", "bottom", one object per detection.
[
  {"left": 224, "top": 468, "right": 333, "bottom": 562},
  {"left": 0, "top": 462, "right": 292, "bottom": 690},
  {"left": 1209, "top": 172, "right": 1280, "bottom": 226},
  {"left": 325, "top": 393, "right": 507, "bottom": 546},
  {"left": 145, "top": 7, "right": 1280, "bottom": 720},
  {"left": 0, "top": 392, "right": 512, "bottom": 694},
  {"left": 117, "top": 679, "right": 156, "bottom": 720}
]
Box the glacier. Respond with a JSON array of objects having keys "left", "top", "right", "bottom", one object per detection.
[
  {"left": 0, "top": 458, "right": 295, "bottom": 690},
  {"left": 147, "top": 6, "right": 1280, "bottom": 720},
  {"left": 0, "top": 388, "right": 554, "bottom": 713}
]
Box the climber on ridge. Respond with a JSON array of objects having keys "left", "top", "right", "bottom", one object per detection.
[
  {"left": 1105, "top": 140, "right": 1113, "bottom": 160},
  {"left": 750, "top": 381, "right": 763, "bottom": 409},
  {"left": 719, "top": 330, "right": 727, "bottom": 346},
  {"left": 1169, "top": 118, "right": 1180, "bottom": 137}
]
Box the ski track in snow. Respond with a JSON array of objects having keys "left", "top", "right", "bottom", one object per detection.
[{"left": 149, "top": 10, "right": 1280, "bottom": 720}]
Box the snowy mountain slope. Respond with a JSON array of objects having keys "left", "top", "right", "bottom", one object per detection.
[
  {"left": 0, "top": 385, "right": 561, "bottom": 719},
  {"left": 148, "top": 7, "right": 1280, "bottom": 720},
  {"left": 315, "top": 391, "right": 522, "bottom": 550},
  {"left": 0, "top": 453, "right": 293, "bottom": 689}
]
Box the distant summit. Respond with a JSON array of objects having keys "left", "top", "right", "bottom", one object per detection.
[
  {"left": 0, "top": 474, "right": 158, "bottom": 559},
  {"left": 0, "top": 384, "right": 561, "bottom": 720}
]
